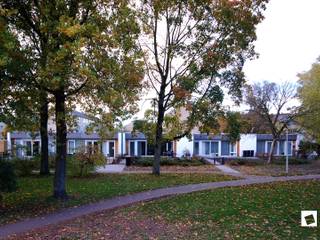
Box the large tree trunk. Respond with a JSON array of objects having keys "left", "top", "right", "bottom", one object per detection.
[
  {"left": 39, "top": 92, "right": 49, "bottom": 175},
  {"left": 153, "top": 90, "right": 165, "bottom": 175},
  {"left": 267, "top": 138, "right": 276, "bottom": 164},
  {"left": 153, "top": 117, "right": 164, "bottom": 175},
  {"left": 53, "top": 91, "right": 68, "bottom": 199}
]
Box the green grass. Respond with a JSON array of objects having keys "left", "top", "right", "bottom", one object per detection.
[
  {"left": 133, "top": 180, "right": 320, "bottom": 239},
  {"left": 0, "top": 173, "right": 236, "bottom": 225}
]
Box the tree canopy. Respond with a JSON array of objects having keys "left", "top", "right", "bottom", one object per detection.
[
  {"left": 137, "top": 0, "right": 268, "bottom": 174},
  {"left": 0, "top": 0, "right": 144, "bottom": 198},
  {"left": 298, "top": 57, "right": 320, "bottom": 143},
  {"left": 245, "top": 81, "right": 297, "bottom": 162}
]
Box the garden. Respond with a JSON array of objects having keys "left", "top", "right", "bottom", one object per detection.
[
  {"left": 6, "top": 180, "right": 320, "bottom": 239},
  {"left": 124, "top": 156, "right": 220, "bottom": 173},
  {"left": 0, "top": 156, "right": 236, "bottom": 226}
]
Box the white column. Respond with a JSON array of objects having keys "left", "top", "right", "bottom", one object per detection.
[
  {"left": 6, "top": 132, "right": 11, "bottom": 153},
  {"left": 122, "top": 132, "right": 126, "bottom": 155},
  {"left": 117, "top": 132, "right": 122, "bottom": 155},
  {"left": 218, "top": 141, "right": 221, "bottom": 157},
  {"left": 134, "top": 141, "right": 138, "bottom": 156}
]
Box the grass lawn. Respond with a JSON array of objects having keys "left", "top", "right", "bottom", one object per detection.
[
  {"left": 229, "top": 159, "right": 320, "bottom": 176},
  {"left": 131, "top": 180, "right": 320, "bottom": 239},
  {"left": 8, "top": 180, "right": 320, "bottom": 240},
  {"left": 0, "top": 173, "right": 236, "bottom": 226}
]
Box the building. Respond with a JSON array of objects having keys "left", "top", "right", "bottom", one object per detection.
[{"left": 3, "top": 110, "right": 303, "bottom": 161}]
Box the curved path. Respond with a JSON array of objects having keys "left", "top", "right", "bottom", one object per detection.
[{"left": 1, "top": 174, "right": 320, "bottom": 239}]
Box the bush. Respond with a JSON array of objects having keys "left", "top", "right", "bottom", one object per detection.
[
  {"left": 12, "top": 158, "right": 38, "bottom": 176},
  {"left": 0, "top": 160, "right": 17, "bottom": 204},
  {"left": 68, "top": 148, "right": 106, "bottom": 177},
  {"left": 298, "top": 141, "right": 320, "bottom": 159},
  {"left": 131, "top": 156, "right": 207, "bottom": 167},
  {"left": 227, "top": 158, "right": 263, "bottom": 166}
]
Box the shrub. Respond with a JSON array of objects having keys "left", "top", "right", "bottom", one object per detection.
[
  {"left": 68, "top": 147, "right": 106, "bottom": 177},
  {"left": 12, "top": 158, "right": 38, "bottom": 176},
  {"left": 0, "top": 160, "right": 17, "bottom": 204},
  {"left": 227, "top": 158, "right": 263, "bottom": 166},
  {"left": 131, "top": 156, "right": 207, "bottom": 167},
  {"left": 298, "top": 141, "right": 320, "bottom": 159}
]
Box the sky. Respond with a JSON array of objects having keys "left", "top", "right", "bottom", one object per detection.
[
  {"left": 243, "top": 0, "right": 320, "bottom": 84},
  {"left": 132, "top": 0, "right": 320, "bottom": 120}
]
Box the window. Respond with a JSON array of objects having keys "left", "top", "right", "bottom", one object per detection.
[
  {"left": 130, "top": 141, "right": 135, "bottom": 156},
  {"left": 221, "top": 141, "right": 230, "bottom": 156},
  {"left": 279, "top": 141, "right": 285, "bottom": 155},
  {"left": 194, "top": 142, "right": 199, "bottom": 155},
  {"left": 23, "top": 140, "right": 40, "bottom": 156},
  {"left": 85, "top": 140, "right": 99, "bottom": 154},
  {"left": 287, "top": 141, "right": 292, "bottom": 155},
  {"left": 108, "top": 141, "right": 115, "bottom": 157},
  {"left": 24, "top": 141, "right": 32, "bottom": 156},
  {"left": 266, "top": 141, "right": 279, "bottom": 155},
  {"left": 230, "top": 143, "right": 236, "bottom": 156},
  {"left": 210, "top": 142, "right": 219, "bottom": 156},
  {"left": 68, "top": 140, "right": 76, "bottom": 154},
  {"left": 138, "top": 141, "right": 147, "bottom": 156},
  {"left": 33, "top": 141, "right": 40, "bottom": 155},
  {"left": 166, "top": 142, "right": 173, "bottom": 152},
  {"left": 204, "top": 142, "right": 210, "bottom": 155}
]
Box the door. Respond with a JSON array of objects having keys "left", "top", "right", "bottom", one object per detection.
[
  {"left": 130, "top": 141, "right": 135, "bottom": 156},
  {"left": 108, "top": 142, "right": 115, "bottom": 157},
  {"left": 32, "top": 141, "right": 40, "bottom": 156},
  {"left": 138, "top": 141, "right": 146, "bottom": 156}
]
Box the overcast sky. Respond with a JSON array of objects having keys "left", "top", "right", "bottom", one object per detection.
[
  {"left": 132, "top": 0, "right": 320, "bottom": 119},
  {"left": 243, "top": 0, "right": 320, "bottom": 84}
]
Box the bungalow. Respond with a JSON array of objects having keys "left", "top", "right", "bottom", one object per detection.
[{"left": 175, "top": 134, "right": 238, "bottom": 158}]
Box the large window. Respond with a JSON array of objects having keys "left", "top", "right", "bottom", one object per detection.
[
  {"left": 129, "top": 141, "right": 135, "bottom": 156},
  {"left": 85, "top": 140, "right": 99, "bottom": 154},
  {"left": 67, "top": 140, "right": 76, "bottom": 154},
  {"left": 23, "top": 140, "right": 40, "bottom": 156},
  {"left": 194, "top": 142, "right": 199, "bottom": 155},
  {"left": 204, "top": 142, "right": 210, "bottom": 155},
  {"left": 266, "top": 141, "right": 277, "bottom": 155},
  {"left": 25, "top": 141, "right": 32, "bottom": 156},
  {"left": 138, "top": 141, "right": 146, "bottom": 156},
  {"left": 230, "top": 143, "right": 236, "bottom": 156},
  {"left": 129, "top": 141, "right": 147, "bottom": 156},
  {"left": 287, "top": 141, "right": 292, "bottom": 155},
  {"left": 210, "top": 142, "right": 219, "bottom": 156}
]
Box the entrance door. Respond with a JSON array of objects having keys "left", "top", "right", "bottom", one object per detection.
[{"left": 108, "top": 142, "right": 115, "bottom": 157}]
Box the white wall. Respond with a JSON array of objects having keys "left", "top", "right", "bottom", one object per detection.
[
  {"left": 176, "top": 136, "right": 194, "bottom": 157},
  {"left": 239, "top": 134, "right": 257, "bottom": 157},
  {"left": 117, "top": 133, "right": 126, "bottom": 155}
]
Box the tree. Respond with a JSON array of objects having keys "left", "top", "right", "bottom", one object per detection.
[
  {"left": 245, "top": 81, "right": 297, "bottom": 163},
  {"left": 1, "top": 1, "right": 143, "bottom": 199},
  {"left": 224, "top": 112, "right": 242, "bottom": 143},
  {"left": 0, "top": 14, "right": 51, "bottom": 176},
  {"left": 298, "top": 57, "right": 320, "bottom": 143},
  {"left": 138, "top": 0, "right": 268, "bottom": 174}
]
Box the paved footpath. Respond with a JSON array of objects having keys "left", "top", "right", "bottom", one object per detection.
[{"left": 1, "top": 174, "right": 320, "bottom": 239}]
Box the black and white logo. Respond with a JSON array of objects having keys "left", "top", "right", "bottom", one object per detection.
[{"left": 301, "top": 211, "right": 317, "bottom": 227}]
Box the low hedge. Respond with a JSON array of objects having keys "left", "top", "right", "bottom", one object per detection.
[
  {"left": 130, "top": 156, "right": 207, "bottom": 167},
  {"left": 227, "top": 158, "right": 263, "bottom": 166}
]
